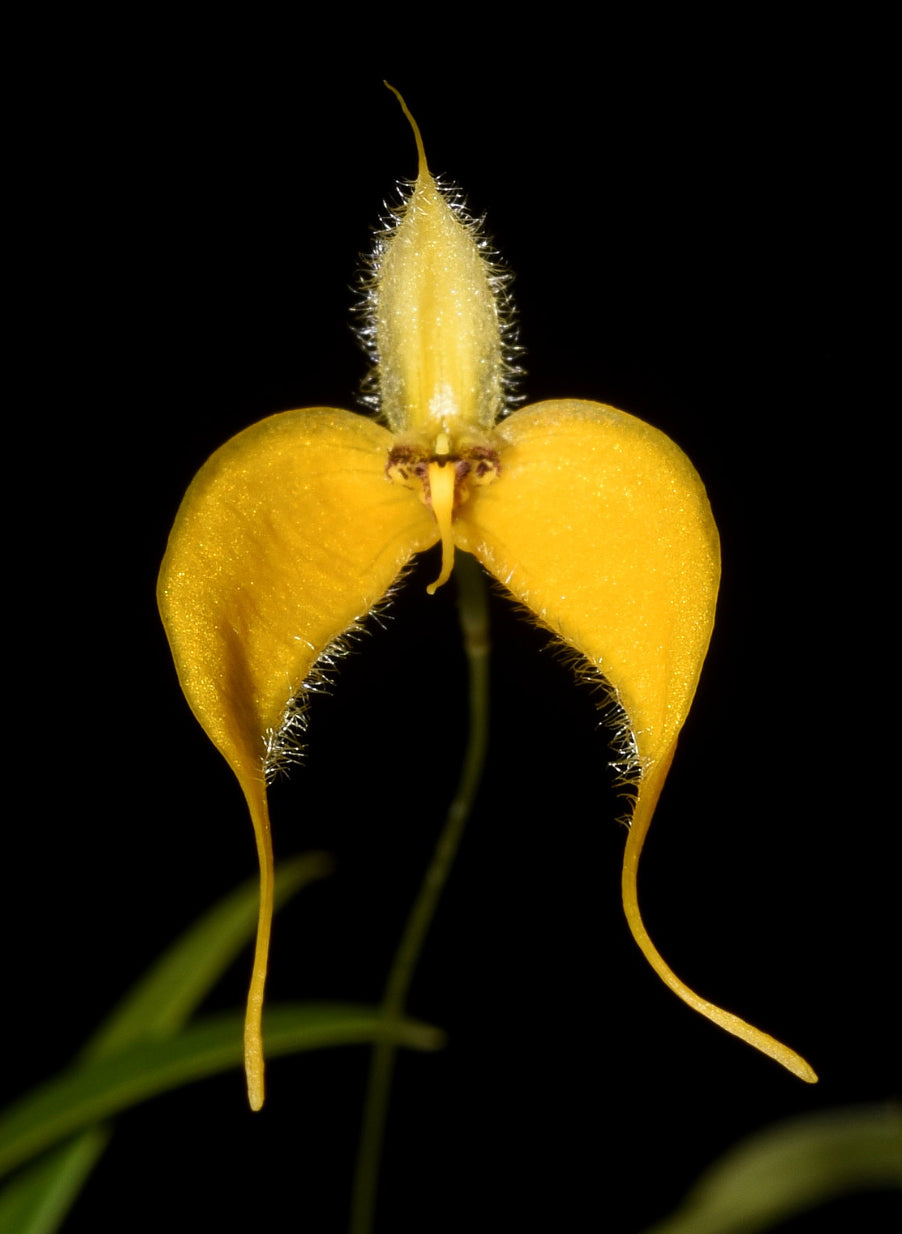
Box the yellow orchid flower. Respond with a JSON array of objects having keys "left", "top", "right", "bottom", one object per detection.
[{"left": 158, "top": 87, "right": 816, "bottom": 1110}]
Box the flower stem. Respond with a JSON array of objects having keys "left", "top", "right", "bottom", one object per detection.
[{"left": 348, "top": 552, "right": 491, "bottom": 1234}]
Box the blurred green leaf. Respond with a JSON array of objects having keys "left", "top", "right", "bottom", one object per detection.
[
  {"left": 84, "top": 852, "right": 332, "bottom": 1059},
  {"left": 0, "top": 1130, "right": 111, "bottom": 1234},
  {"left": 0, "top": 1004, "right": 443, "bottom": 1179},
  {"left": 0, "top": 853, "right": 330, "bottom": 1232},
  {"left": 641, "top": 1103, "right": 902, "bottom": 1234}
]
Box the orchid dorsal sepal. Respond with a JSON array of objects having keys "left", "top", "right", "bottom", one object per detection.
[{"left": 158, "top": 86, "right": 815, "bottom": 1108}]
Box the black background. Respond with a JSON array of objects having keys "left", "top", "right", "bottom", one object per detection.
[{"left": 6, "top": 30, "right": 898, "bottom": 1234}]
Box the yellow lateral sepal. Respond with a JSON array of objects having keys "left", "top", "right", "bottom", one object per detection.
[
  {"left": 455, "top": 398, "right": 816, "bottom": 1079},
  {"left": 158, "top": 406, "right": 437, "bottom": 1105},
  {"left": 455, "top": 399, "right": 720, "bottom": 764}
]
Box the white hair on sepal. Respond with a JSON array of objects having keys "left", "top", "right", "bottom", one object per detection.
[
  {"left": 262, "top": 579, "right": 403, "bottom": 783},
  {"left": 550, "top": 640, "right": 644, "bottom": 823},
  {"left": 264, "top": 695, "right": 309, "bottom": 782},
  {"left": 481, "top": 572, "right": 644, "bottom": 816}
]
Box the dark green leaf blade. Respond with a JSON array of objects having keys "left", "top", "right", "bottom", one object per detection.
[
  {"left": 0, "top": 1005, "right": 443, "bottom": 1179},
  {"left": 0, "top": 1130, "right": 110, "bottom": 1234},
  {"left": 641, "top": 1104, "right": 902, "bottom": 1234},
  {"left": 0, "top": 855, "right": 333, "bottom": 1233},
  {"left": 84, "top": 853, "right": 332, "bottom": 1060}
]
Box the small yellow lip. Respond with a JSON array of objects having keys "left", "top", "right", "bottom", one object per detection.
[{"left": 426, "top": 459, "right": 457, "bottom": 595}]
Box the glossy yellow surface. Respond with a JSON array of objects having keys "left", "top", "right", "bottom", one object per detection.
[
  {"left": 158, "top": 90, "right": 816, "bottom": 1107},
  {"left": 455, "top": 399, "right": 720, "bottom": 761}
]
